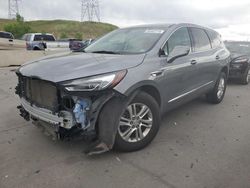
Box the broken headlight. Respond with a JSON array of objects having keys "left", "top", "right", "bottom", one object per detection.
[{"left": 62, "top": 70, "right": 127, "bottom": 91}]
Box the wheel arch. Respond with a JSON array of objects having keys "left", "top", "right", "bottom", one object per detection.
[
  {"left": 221, "top": 66, "right": 229, "bottom": 78},
  {"left": 124, "top": 81, "right": 162, "bottom": 108}
]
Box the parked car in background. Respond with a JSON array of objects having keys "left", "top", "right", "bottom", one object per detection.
[
  {"left": 0, "top": 31, "right": 14, "bottom": 39},
  {"left": 61, "top": 38, "right": 81, "bottom": 49},
  {"left": 70, "top": 38, "right": 95, "bottom": 52},
  {"left": 22, "top": 33, "right": 55, "bottom": 50},
  {"left": 56, "top": 38, "right": 80, "bottom": 49},
  {"left": 0, "top": 31, "right": 25, "bottom": 50},
  {"left": 16, "top": 23, "right": 230, "bottom": 155},
  {"left": 23, "top": 33, "right": 69, "bottom": 51},
  {"left": 225, "top": 41, "right": 250, "bottom": 84}
]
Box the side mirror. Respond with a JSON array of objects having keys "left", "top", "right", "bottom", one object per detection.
[{"left": 167, "top": 46, "right": 190, "bottom": 63}]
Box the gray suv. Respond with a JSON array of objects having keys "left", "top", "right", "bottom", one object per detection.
[{"left": 16, "top": 23, "right": 230, "bottom": 155}]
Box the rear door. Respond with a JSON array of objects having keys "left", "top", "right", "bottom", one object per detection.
[
  {"left": 206, "top": 30, "right": 226, "bottom": 79},
  {"left": 189, "top": 27, "right": 217, "bottom": 87}
]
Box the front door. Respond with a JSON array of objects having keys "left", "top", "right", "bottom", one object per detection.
[{"left": 158, "top": 27, "right": 198, "bottom": 110}]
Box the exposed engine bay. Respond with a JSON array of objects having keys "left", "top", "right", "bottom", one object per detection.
[{"left": 15, "top": 72, "right": 126, "bottom": 154}]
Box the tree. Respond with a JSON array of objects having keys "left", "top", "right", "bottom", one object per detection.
[
  {"left": 4, "top": 14, "right": 31, "bottom": 39},
  {"left": 16, "top": 14, "right": 24, "bottom": 22}
]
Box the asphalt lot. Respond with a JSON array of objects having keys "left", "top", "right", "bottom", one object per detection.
[{"left": 0, "top": 67, "right": 250, "bottom": 188}]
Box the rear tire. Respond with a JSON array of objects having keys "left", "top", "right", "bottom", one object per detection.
[
  {"left": 206, "top": 72, "right": 227, "bottom": 104},
  {"left": 114, "top": 92, "right": 160, "bottom": 152},
  {"left": 240, "top": 68, "right": 250, "bottom": 85}
]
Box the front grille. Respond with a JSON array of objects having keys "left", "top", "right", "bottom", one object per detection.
[{"left": 19, "top": 75, "right": 58, "bottom": 110}]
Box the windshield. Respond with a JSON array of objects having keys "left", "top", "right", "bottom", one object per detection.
[
  {"left": 225, "top": 41, "right": 250, "bottom": 56},
  {"left": 84, "top": 27, "right": 166, "bottom": 54}
]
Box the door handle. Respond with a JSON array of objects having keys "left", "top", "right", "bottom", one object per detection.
[
  {"left": 151, "top": 70, "right": 163, "bottom": 77},
  {"left": 190, "top": 60, "right": 197, "bottom": 65},
  {"left": 216, "top": 55, "right": 220, "bottom": 60}
]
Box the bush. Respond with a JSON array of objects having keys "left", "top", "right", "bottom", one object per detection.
[
  {"left": 3, "top": 14, "right": 31, "bottom": 39},
  {"left": 60, "top": 32, "right": 68, "bottom": 39},
  {"left": 74, "top": 32, "right": 82, "bottom": 40}
]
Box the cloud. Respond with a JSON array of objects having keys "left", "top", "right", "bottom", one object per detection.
[{"left": 1, "top": 0, "right": 250, "bottom": 40}]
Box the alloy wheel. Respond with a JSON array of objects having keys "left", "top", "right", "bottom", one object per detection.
[{"left": 118, "top": 103, "right": 153, "bottom": 143}]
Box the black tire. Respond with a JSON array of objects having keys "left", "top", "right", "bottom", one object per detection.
[
  {"left": 114, "top": 92, "right": 160, "bottom": 152},
  {"left": 33, "top": 47, "right": 41, "bottom": 51},
  {"left": 240, "top": 68, "right": 250, "bottom": 85},
  {"left": 206, "top": 72, "right": 227, "bottom": 104}
]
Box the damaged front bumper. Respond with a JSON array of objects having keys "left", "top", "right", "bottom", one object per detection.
[
  {"left": 20, "top": 98, "right": 74, "bottom": 128},
  {"left": 18, "top": 81, "right": 126, "bottom": 154},
  {"left": 16, "top": 72, "right": 128, "bottom": 154}
]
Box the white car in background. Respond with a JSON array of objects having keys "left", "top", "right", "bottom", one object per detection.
[{"left": 23, "top": 33, "right": 70, "bottom": 51}]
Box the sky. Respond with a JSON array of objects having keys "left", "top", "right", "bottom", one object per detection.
[{"left": 1, "top": 0, "right": 250, "bottom": 41}]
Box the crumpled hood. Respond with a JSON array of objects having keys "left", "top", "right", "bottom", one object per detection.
[{"left": 18, "top": 52, "right": 146, "bottom": 82}]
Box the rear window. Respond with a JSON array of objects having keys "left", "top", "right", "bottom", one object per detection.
[
  {"left": 34, "top": 35, "right": 55, "bottom": 41},
  {"left": 207, "top": 30, "right": 221, "bottom": 48},
  {"left": 0, "top": 32, "right": 13, "bottom": 39},
  {"left": 190, "top": 28, "right": 211, "bottom": 52}
]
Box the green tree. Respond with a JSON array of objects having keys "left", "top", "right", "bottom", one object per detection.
[
  {"left": 4, "top": 14, "right": 31, "bottom": 39},
  {"left": 16, "top": 14, "right": 24, "bottom": 22}
]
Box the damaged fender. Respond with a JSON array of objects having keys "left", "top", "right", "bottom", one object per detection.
[{"left": 95, "top": 90, "right": 139, "bottom": 151}]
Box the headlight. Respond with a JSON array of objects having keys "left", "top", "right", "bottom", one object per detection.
[
  {"left": 62, "top": 70, "right": 127, "bottom": 91},
  {"left": 234, "top": 58, "right": 248, "bottom": 63}
]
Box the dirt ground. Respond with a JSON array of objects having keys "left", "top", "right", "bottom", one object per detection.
[{"left": 0, "top": 49, "right": 65, "bottom": 67}]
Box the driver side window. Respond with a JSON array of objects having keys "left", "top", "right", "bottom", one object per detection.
[{"left": 163, "top": 27, "right": 191, "bottom": 55}]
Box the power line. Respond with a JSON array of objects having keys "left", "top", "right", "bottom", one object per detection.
[
  {"left": 81, "top": 0, "right": 100, "bottom": 22},
  {"left": 8, "top": 0, "right": 21, "bottom": 19}
]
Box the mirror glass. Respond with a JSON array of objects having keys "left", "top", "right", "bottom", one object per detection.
[{"left": 167, "top": 46, "right": 190, "bottom": 63}]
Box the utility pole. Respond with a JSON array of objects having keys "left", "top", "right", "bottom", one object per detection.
[
  {"left": 81, "top": 0, "right": 100, "bottom": 22},
  {"left": 8, "top": 0, "right": 21, "bottom": 19}
]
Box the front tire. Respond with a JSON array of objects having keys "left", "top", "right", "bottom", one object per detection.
[
  {"left": 114, "top": 92, "right": 160, "bottom": 152},
  {"left": 206, "top": 72, "right": 227, "bottom": 104}
]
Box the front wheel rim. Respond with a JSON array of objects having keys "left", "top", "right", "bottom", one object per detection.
[
  {"left": 118, "top": 103, "right": 153, "bottom": 143},
  {"left": 217, "top": 77, "right": 225, "bottom": 99}
]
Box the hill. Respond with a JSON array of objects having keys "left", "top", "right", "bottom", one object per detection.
[{"left": 0, "top": 19, "right": 118, "bottom": 39}]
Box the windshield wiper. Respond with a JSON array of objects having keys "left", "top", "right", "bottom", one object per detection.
[{"left": 91, "top": 50, "right": 120, "bottom": 54}]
